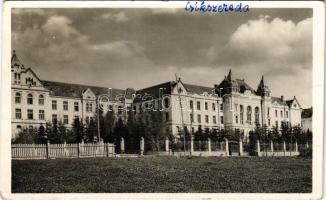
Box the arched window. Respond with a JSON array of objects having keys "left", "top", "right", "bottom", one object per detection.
[
  {"left": 86, "top": 103, "right": 89, "bottom": 112},
  {"left": 240, "top": 105, "right": 244, "bottom": 124},
  {"left": 27, "top": 94, "right": 33, "bottom": 104},
  {"left": 15, "top": 92, "right": 21, "bottom": 104},
  {"left": 164, "top": 98, "right": 170, "bottom": 109},
  {"left": 39, "top": 95, "right": 44, "bottom": 105},
  {"left": 255, "top": 107, "right": 260, "bottom": 125},
  {"left": 247, "top": 106, "right": 252, "bottom": 124}
]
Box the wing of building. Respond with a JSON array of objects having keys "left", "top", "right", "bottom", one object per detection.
[{"left": 11, "top": 52, "right": 303, "bottom": 140}]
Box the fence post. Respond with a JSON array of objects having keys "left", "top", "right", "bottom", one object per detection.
[
  {"left": 208, "top": 138, "right": 211, "bottom": 154},
  {"left": 256, "top": 140, "right": 261, "bottom": 157},
  {"left": 46, "top": 141, "right": 50, "bottom": 159},
  {"left": 283, "top": 141, "right": 286, "bottom": 156},
  {"left": 295, "top": 141, "right": 298, "bottom": 152},
  {"left": 306, "top": 142, "right": 309, "bottom": 148},
  {"left": 140, "top": 137, "right": 144, "bottom": 155},
  {"left": 270, "top": 140, "right": 274, "bottom": 155},
  {"left": 225, "top": 138, "right": 229, "bottom": 156},
  {"left": 120, "top": 137, "right": 125, "bottom": 154},
  {"left": 190, "top": 134, "right": 194, "bottom": 156},
  {"left": 165, "top": 137, "right": 169, "bottom": 153},
  {"left": 77, "top": 142, "right": 80, "bottom": 158},
  {"left": 239, "top": 139, "right": 243, "bottom": 156},
  {"left": 64, "top": 141, "right": 67, "bottom": 157}
]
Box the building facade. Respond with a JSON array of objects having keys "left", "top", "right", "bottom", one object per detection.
[
  {"left": 11, "top": 51, "right": 303, "bottom": 140},
  {"left": 301, "top": 107, "right": 312, "bottom": 132}
]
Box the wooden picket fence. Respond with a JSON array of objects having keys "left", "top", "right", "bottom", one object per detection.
[{"left": 12, "top": 142, "right": 115, "bottom": 160}]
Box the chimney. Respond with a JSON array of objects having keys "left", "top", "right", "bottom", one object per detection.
[{"left": 281, "top": 96, "right": 284, "bottom": 101}]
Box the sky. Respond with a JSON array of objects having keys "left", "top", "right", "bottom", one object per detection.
[{"left": 12, "top": 8, "right": 312, "bottom": 108}]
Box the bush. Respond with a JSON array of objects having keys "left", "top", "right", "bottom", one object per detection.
[{"left": 299, "top": 148, "right": 312, "bottom": 158}]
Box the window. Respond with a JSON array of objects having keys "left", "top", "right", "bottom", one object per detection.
[
  {"left": 205, "top": 115, "right": 209, "bottom": 123},
  {"left": 213, "top": 116, "right": 217, "bottom": 124},
  {"left": 86, "top": 116, "right": 90, "bottom": 124},
  {"left": 197, "top": 101, "right": 201, "bottom": 110},
  {"left": 86, "top": 103, "right": 90, "bottom": 112},
  {"left": 52, "top": 100, "right": 57, "bottom": 110},
  {"left": 190, "top": 100, "right": 194, "bottom": 109},
  {"left": 15, "top": 93, "right": 21, "bottom": 104},
  {"left": 15, "top": 109, "right": 21, "bottom": 119},
  {"left": 27, "top": 109, "right": 33, "bottom": 120},
  {"left": 165, "top": 113, "right": 169, "bottom": 121},
  {"left": 16, "top": 125, "right": 22, "bottom": 133},
  {"left": 220, "top": 116, "right": 224, "bottom": 124},
  {"left": 247, "top": 106, "right": 252, "bottom": 124},
  {"left": 286, "top": 111, "right": 289, "bottom": 118},
  {"left": 39, "top": 95, "right": 44, "bottom": 105},
  {"left": 220, "top": 103, "right": 223, "bottom": 111},
  {"left": 190, "top": 114, "right": 194, "bottom": 122},
  {"left": 205, "top": 102, "right": 208, "bottom": 110},
  {"left": 267, "top": 107, "right": 270, "bottom": 117},
  {"left": 236, "top": 115, "right": 239, "bottom": 124},
  {"left": 74, "top": 102, "right": 79, "bottom": 112},
  {"left": 240, "top": 105, "right": 244, "bottom": 124},
  {"left": 64, "top": 115, "right": 69, "bottom": 124},
  {"left": 255, "top": 107, "right": 259, "bottom": 125},
  {"left": 39, "top": 110, "right": 45, "bottom": 120},
  {"left": 89, "top": 103, "right": 93, "bottom": 112},
  {"left": 27, "top": 94, "right": 33, "bottom": 104},
  {"left": 212, "top": 103, "right": 216, "bottom": 111},
  {"left": 63, "top": 101, "right": 68, "bottom": 111},
  {"left": 110, "top": 105, "right": 114, "bottom": 111},
  {"left": 280, "top": 111, "right": 283, "bottom": 118},
  {"left": 197, "top": 114, "right": 201, "bottom": 123},
  {"left": 268, "top": 119, "right": 271, "bottom": 126},
  {"left": 52, "top": 114, "right": 57, "bottom": 123},
  {"left": 118, "top": 106, "right": 123, "bottom": 115},
  {"left": 164, "top": 98, "right": 170, "bottom": 108},
  {"left": 275, "top": 110, "right": 278, "bottom": 117}
]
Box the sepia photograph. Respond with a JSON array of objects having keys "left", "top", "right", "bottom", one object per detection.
[{"left": 0, "top": 1, "right": 325, "bottom": 199}]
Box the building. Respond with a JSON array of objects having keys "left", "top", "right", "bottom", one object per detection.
[
  {"left": 11, "top": 51, "right": 303, "bottom": 140},
  {"left": 11, "top": 51, "right": 132, "bottom": 138},
  {"left": 301, "top": 107, "right": 312, "bottom": 132}
]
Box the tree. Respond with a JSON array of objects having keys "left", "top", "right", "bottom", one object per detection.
[
  {"left": 71, "top": 117, "right": 84, "bottom": 143},
  {"left": 12, "top": 128, "right": 37, "bottom": 144},
  {"left": 47, "top": 119, "right": 65, "bottom": 144},
  {"left": 86, "top": 118, "right": 97, "bottom": 142},
  {"left": 101, "top": 110, "right": 116, "bottom": 143},
  {"left": 34, "top": 125, "right": 47, "bottom": 144}
]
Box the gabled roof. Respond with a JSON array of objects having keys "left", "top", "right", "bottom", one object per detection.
[
  {"left": 183, "top": 83, "right": 215, "bottom": 95},
  {"left": 134, "top": 81, "right": 176, "bottom": 102},
  {"left": 42, "top": 80, "right": 125, "bottom": 99},
  {"left": 25, "top": 68, "right": 43, "bottom": 84},
  {"left": 302, "top": 107, "right": 312, "bottom": 118},
  {"left": 235, "top": 79, "right": 256, "bottom": 93},
  {"left": 271, "top": 96, "right": 287, "bottom": 106}
]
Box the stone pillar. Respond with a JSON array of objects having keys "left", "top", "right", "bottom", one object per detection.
[
  {"left": 190, "top": 135, "right": 194, "bottom": 155},
  {"left": 256, "top": 140, "right": 261, "bottom": 157},
  {"left": 283, "top": 141, "right": 286, "bottom": 156},
  {"left": 295, "top": 141, "right": 298, "bottom": 152},
  {"left": 225, "top": 138, "right": 229, "bottom": 156},
  {"left": 140, "top": 137, "right": 144, "bottom": 155},
  {"left": 270, "top": 140, "right": 274, "bottom": 154},
  {"left": 208, "top": 138, "right": 211, "bottom": 154},
  {"left": 120, "top": 137, "right": 125, "bottom": 153},
  {"left": 239, "top": 140, "right": 243, "bottom": 156},
  {"left": 165, "top": 137, "right": 169, "bottom": 153}
]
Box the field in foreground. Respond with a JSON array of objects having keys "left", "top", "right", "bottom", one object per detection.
[{"left": 12, "top": 156, "right": 311, "bottom": 193}]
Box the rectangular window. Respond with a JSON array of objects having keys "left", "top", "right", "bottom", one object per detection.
[
  {"left": 268, "top": 119, "right": 271, "bottom": 126},
  {"left": 235, "top": 115, "right": 239, "bottom": 124},
  {"left": 89, "top": 103, "right": 93, "bottom": 112},
  {"left": 190, "top": 100, "right": 193, "bottom": 109},
  {"left": 74, "top": 102, "right": 79, "bottom": 112},
  {"left": 27, "top": 109, "right": 33, "bottom": 120},
  {"left": 197, "top": 114, "right": 201, "bottom": 123},
  {"left": 15, "top": 93, "right": 21, "bottom": 104},
  {"left": 165, "top": 113, "right": 169, "bottom": 121},
  {"left": 220, "top": 116, "right": 224, "bottom": 124},
  {"left": 52, "top": 100, "right": 57, "bottom": 110},
  {"left": 220, "top": 104, "right": 223, "bottom": 111},
  {"left": 39, "top": 110, "right": 45, "bottom": 120},
  {"left": 63, "top": 101, "right": 68, "bottom": 111},
  {"left": 64, "top": 115, "right": 69, "bottom": 124},
  {"left": 280, "top": 111, "right": 283, "bottom": 118},
  {"left": 213, "top": 116, "right": 217, "bottom": 124},
  {"left": 205, "top": 115, "right": 209, "bottom": 123},
  {"left": 197, "top": 101, "right": 201, "bottom": 110},
  {"left": 52, "top": 114, "right": 57, "bottom": 123},
  {"left": 286, "top": 111, "right": 289, "bottom": 118},
  {"left": 15, "top": 109, "right": 21, "bottom": 119},
  {"left": 267, "top": 107, "right": 270, "bottom": 117},
  {"left": 212, "top": 103, "right": 216, "bottom": 111},
  {"left": 275, "top": 110, "right": 278, "bottom": 117},
  {"left": 205, "top": 102, "right": 208, "bottom": 110},
  {"left": 190, "top": 114, "right": 193, "bottom": 122}
]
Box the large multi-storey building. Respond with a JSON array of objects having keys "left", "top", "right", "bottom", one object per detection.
[{"left": 11, "top": 51, "right": 303, "bottom": 140}]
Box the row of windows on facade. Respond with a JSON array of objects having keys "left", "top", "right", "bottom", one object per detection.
[
  {"left": 15, "top": 93, "right": 95, "bottom": 113},
  {"left": 234, "top": 104, "right": 289, "bottom": 119},
  {"left": 189, "top": 114, "right": 223, "bottom": 124},
  {"left": 189, "top": 100, "right": 223, "bottom": 111}
]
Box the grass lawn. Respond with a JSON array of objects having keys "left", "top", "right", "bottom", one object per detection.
[{"left": 12, "top": 156, "right": 311, "bottom": 193}]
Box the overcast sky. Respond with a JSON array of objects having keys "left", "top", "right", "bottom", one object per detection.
[{"left": 12, "top": 8, "right": 312, "bottom": 108}]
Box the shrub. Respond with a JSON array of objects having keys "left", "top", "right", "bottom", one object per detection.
[{"left": 299, "top": 148, "right": 312, "bottom": 158}]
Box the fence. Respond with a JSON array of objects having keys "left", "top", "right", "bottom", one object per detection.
[{"left": 12, "top": 142, "right": 115, "bottom": 160}]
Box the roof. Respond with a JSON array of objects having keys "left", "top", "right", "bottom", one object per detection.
[
  {"left": 235, "top": 79, "right": 256, "bottom": 93},
  {"left": 183, "top": 83, "right": 215, "bottom": 95},
  {"left": 42, "top": 80, "right": 125, "bottom": 99},
  {"left": 301, "top": 107, "right": 312, "bottom": 118},
  {"left": 271, "top": 97, "right": 287, "bottom": 106}
]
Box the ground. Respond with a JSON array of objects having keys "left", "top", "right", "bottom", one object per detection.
[{"left": 12, "top": 156, "right": 312, "bottom": 193}]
